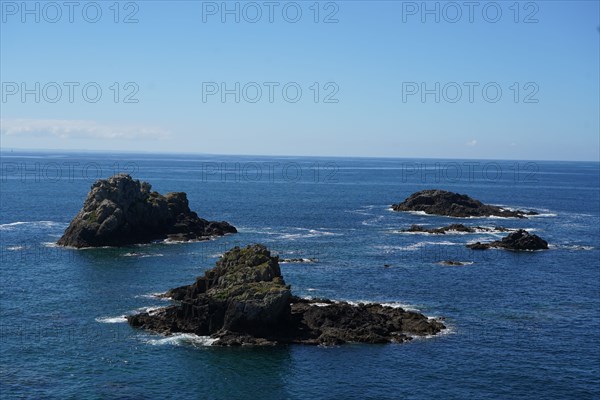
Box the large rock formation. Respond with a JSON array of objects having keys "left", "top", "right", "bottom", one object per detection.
[
  {"left": 392, "top": 190, "right": 538, "bottom": 218},
  {"left": 128, "top": 244, "right": 445, "bottom": 346},
  {"left": 57, "top": 174, "right": 236, "bottom": 248},
  {"left": 467, "top": 229, "right": 549, "bottom": 251}
]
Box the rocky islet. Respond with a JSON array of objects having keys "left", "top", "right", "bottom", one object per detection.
[
  {"left": 392, "top": 189, "right": 538, "bottom": 218},
  {"left": 128, "top": 245, "right": 446, "bottom": 346},
  {"left": 57, "top": 174, "right": 236, "bottom": 248}
]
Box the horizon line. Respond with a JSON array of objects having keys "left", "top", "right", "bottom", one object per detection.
[{"left": 0, "top": 146, "right": 599, "bottom": 164}]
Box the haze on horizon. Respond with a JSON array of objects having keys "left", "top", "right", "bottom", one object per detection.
[{"left": 1, "top": 1, "right": 599, "bottom": 162}]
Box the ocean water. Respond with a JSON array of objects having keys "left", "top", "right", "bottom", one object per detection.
[{"left": 0, "top": 152, "right": 598, "bottom": 399}]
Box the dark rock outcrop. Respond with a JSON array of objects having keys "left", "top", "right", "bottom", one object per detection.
[
  {"left": 403, "top": 223, "right": 509, "bottom": 234},
  {"left": 128, "top": 244, "right": 445, "bottom": 346},
  {"left": 392, "top": 190, "right": 537, "bottom": 218},
  {"left": 467, "top": 230, "right": 549, "bottom": 251},
  {"left": 57, "top": 174, "right": 236, "bottom": 248}
]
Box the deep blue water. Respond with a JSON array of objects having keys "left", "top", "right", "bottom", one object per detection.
[{"left": 1, "top": 152, "right": 599, "bottom": 399}]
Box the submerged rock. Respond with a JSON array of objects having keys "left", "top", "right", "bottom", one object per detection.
[
  {"left": 57, "top": 174, "right": 236, "bottom": 248},
  {"left": 392, "top": 190, "right": 537, "bottom": 218},
  {"left": 467, "top": 229, "right": 549, "bottom": 251},
  {"left": 403, "top": 223, "right": 509, "bottom": 234},
  {"left": 438, "top": 260, "right": 471, "bottom": 266},
  {"left": 128, "top": 244, "right": 445, "bottom": 346}
]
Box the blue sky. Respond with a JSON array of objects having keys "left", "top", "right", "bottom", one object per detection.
[{"left": 1, "top": 0, "right": 599, "bottom": 160}]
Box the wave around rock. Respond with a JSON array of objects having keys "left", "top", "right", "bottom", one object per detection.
[
  {"left": 402, "top": 223, "right": 510, "bottom": 234},
  {"left": 57, "top": 174, "right": 236, "bottom": 248}
]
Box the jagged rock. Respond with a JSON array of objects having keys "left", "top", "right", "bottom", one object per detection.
[
  {"left": 403, "top": 223, "right": 509, "bottom": 234},
  {"left": 467, "top": 229, "right": 549, "bottom": 251},
  {"left": 132, "top": 245, "right": 291, "bottom": 338},
  {"left": 128, "top": 245, "right": 445, "bottom": 346},
  {"left": 57, "top": 174, "right": 236, "bottom": 248},
  {"left": 392, "top": 190, "right": 537, "bottom": 218}
]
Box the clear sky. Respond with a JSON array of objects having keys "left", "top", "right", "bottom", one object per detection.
[{"left": 1, "top": 0, "right": 599, "bottom": 161}]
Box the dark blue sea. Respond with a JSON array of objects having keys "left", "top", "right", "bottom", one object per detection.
[{"left": 1, "top": 152, "right": 598, "bottom": 399}]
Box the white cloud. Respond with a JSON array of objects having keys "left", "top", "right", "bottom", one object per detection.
[
  {"left": 466, "top": 139, "right": 477, "bottom": 146},
  {"left": 0, "top": 119, "right": 171, "bottom": 140}
]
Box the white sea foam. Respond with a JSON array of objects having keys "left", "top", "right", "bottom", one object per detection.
[
  {"left": 6, "top": 245, "right": 26, "bottom": 251},
  {"left": 142, "top": 333, "right": 217, "bottom": 347},
  {"left": 397, "top": 208, "right": 546, "bottom": 220},
  {"left": 495, "top": 206, "right": 557, "bottom": 218},
  {"left": 409, "top": 322, "right": 455, "bottom": 340},
  {"left": 307, "top": 288, "right": 318, "bottom": 292},
  {"left": 348, "top": 205, "right": 380, "bottom": 214},
  {"left": 0, "top": 221, "right": 28, "bottom": 229},
  {"left": 467, "top": 215, "right": 515, "bottom": 220},
  {"left": 278, "top": 228, "right": 340, "bottom": 240},
  {"left": 95, "top": 315, "right": 127, "bottom": 324},
  {"left": 302, "top": 296, "right": 422, "bottom": 312},
  {"left": 0, "top": 220, "right": 65, "bottom": 230},
  {"left": 122, "top": 252, "right": 164, "bottom": 258},
  {"left": 345, "top": 300, "right": 420, "bottom": 312},
  {"left": 416, "top": 241, "right": 456, "bottom": 248},
  {"left": 375, "top": 241, "right": 459, "bottom": 253},
  {"left": 235, "top": 226, "right": 277, "bottom": 235},
  {"left": 405, "top": 210, "right": 430, "bottom": 216},
  {"left": 237, "top": 226, "right": 340, "bottom": 240},
  {"left": 346, "top": 208, "right": 376, "bottom": 216},
  {"left": 136, "top": 306, "right": 164, "bottom": 315},
  {"left": 557, "top": 244, "right": 596, "bottom": 251},
  {"left": 388, "top": 230, "right": 430, "bottom": 235},
  {"left": 375, "top": 244, "right": 418, "bottom": 252},
  {"left": 361, "top": 216, "right": 385, "bottom": 226},
  {"left": 438, "top": 261, "right": 474, "bottom": 266},
  {"left": 161, "top": 237, "right": 212, "bottom": 245},
  {"left": 135, "top": 292, "right": 169, "bottom": 301},
  {"left": 280, "top": 258, "right": 318, "bottom": 264},
  {"left": 528, "top": 212, "right": 558, "bottom": 218},
  {"left": 389, "top": 226, "right": 516, "bottom": 236}
]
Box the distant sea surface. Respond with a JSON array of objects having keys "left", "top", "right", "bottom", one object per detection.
[{"left": 1, "top": 152, "right": 599, "bottom": 399}]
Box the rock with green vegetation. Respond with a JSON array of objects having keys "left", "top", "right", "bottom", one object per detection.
[
  {"left": 128, "top": 244, "right": 446, "bottom": 346},
  {"left": 57, "top": 174, "right": 236, "bottom": 248}
]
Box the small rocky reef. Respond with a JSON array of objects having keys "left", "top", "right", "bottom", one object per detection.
[
  {"left": 467, "top": 229, "right": 549, "bottom": 251},
  {"left": 392, "top": 190, "right": 538, "bottom": 218},
  {"left": 128, "top": 244, "right": 445, "bottom": 346},
  {"left": 438, "top": 260, "right": 471, "bottom": 266},
  {"left": 403, "top": 223, "right": 510, "bottom": 234},
  {"left": 57, "top": 174, "right": 236, "bottom": 248},
  {"left": 279, "top": 258, "right": 319, "bottom": 264}
]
